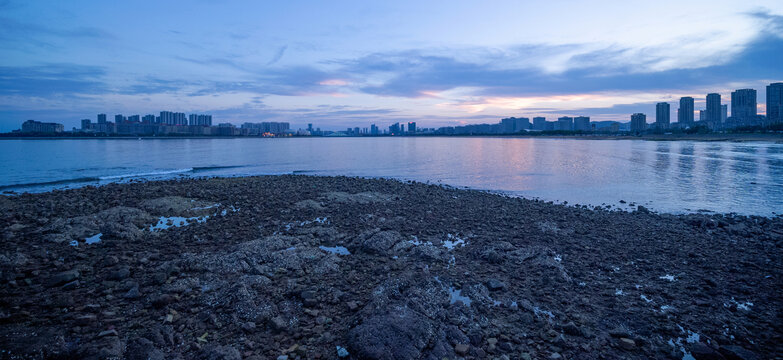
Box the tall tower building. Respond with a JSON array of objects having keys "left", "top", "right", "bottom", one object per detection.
[
  {"left": 655, "top": 102, "right": 670, "bottom": 129},
  {"left": 97, "top": 114, "right": 107, "bottom": 124},
  {"left": 630, "top": 113, "right": 647, "bottom": 132},
  {"left": 767, "top": 82, "right": 783, "bottom": 124},
  {"left": 731, "top": 89, "right": 757, "bottom": 125},
  {"left": 706, "top": 93, "right": 721, "bottom": 124},
  {"left": 678, "top": 97, "right": 694, "bottom": 125}
]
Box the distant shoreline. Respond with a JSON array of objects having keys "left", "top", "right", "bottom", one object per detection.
[{"left": 1, "top": 133, "right": 782, "bottom": 142}]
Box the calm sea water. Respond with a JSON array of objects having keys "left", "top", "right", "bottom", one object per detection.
[{"left": 1, "top": 137, "right": 781, "bottom": 216}]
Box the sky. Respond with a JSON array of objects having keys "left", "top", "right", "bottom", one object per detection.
[{"left": 1, "top": 0, "right": 782, "bottom": 132}]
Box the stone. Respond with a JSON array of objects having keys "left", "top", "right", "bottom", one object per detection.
[
  {"left": 202, "top": 345, "right": 241, "bottom": 360},
  {"left": 126, "top": 337, "right": 165, "bottom": 360},
  {"left": 550, "top": 353, "right": 562, "bottom": 359},
  {"left": 361, "top": 230, "right": 404, "bottom": 255},
  {"left": 347, "top": 307, "right": 434, "bottom": 360},
  {"left": 270, "top": 316, "right": 288, "bottom": 333},
  {"left": 618, "top": 338, "right": 635, "bottom": 350},
  {"left": 98, "top": 329, "right": 119, "bottom": 337},
  {"left": 561, "top": 322, "right": 581, "bottom": 336},
  {"left": 690, "top": 342, "right": 726, "bottom": 360},
  {"left": 719, "top": 346, "right": 759, "bottom": 360},
  {"left": 109, "top": 266, "right": 130, "bottom": 281},
  {"left": 486, "top": 278, "right": 505, "bottom": 291},
  {"left": 347, "top": 301, "right": 359, "bottom": 311},
  {"left": 124, "top": 286, "right": 141, "bottom": 299},
  {"left": 276, "top": 356, "right": 289, "bottom": 360},
  {"left": 454, "top": 343, "right": 469, "bottom": 355},
  {"left": 62, "top": 280, "right": 80, "bottom": 290},
  {"left": 336, "top": 345, "right": 349, "bottom": 358},
  {"left": 46, "top": 270, "right": 80, "bottom": 287}
]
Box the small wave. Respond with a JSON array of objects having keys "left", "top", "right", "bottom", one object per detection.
[
  {"left": 0, "top": 176, "right": 101, "bottom": 190},
  {"left": 98, "top": 168, "right": 194, "bottom": 180},
  {"left": 192, "top": 165, "right": 245, "bottom": 172},
  {"left": 292, "top": 170, "right": 316, "bottom": 174}
]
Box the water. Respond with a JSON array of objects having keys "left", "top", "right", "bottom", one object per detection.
[{"left": 0, "top": 137, "right": 781, "bottom": 216}]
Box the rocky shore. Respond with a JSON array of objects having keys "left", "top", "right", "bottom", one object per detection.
[{"left": 0, "top": 175, "right": 781, "bottom": 359}]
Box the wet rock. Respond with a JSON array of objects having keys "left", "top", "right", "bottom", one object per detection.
[
  {"left": 124, "top": 285, "right": 141, "bottom": 299},
  {"left": 336, "top": 346, "right": 349, "bottom": 358},
  {"left": 719, "top": 346, "right": 760, "bottom": 360},
  {"left": 126, "top": 337, "right": 165, "bottom": 360},
  {"left": 46, "top": 270, "right": 79, "bottom": 287},
  {"left": 486, "top": 278, "right": 505, "bottom": 291},
  {"left": 98, "top": 329, "right": 119, "bottom": 337},
  {"left": 108, "top": 266, "right": 130, "bottom": 280},
  {"left": 690, "top": 342, "right": 726, "bottom": 360},
  {"left": 618, "top": 338, "right": 635, "bottom": 350},
  {"left": 347, "top": 307, "right": 435, "bottom": 360},
  {"left": 561, "top": 322, "right": 581, "bottom": 336},
  {"left": 360, "top": 230, "right": 404, "bottom": 255},
  {"left": 454, "top": 343, "right": 469, "bottom": 355},
  {"left": 270, "top": 315, "right": 288, "bottom": 333},
  {"left": 202, "top": 344, "right": 241, "bottom": 360}
]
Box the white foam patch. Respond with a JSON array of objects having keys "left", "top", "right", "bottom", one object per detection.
[
  {"left": 85, "top": 233, "right": 102, "bottom": 244},
  {"left": 660, "top": 274, "right": 676, "bottom": 282},
  {"left": 319, "top": 245, "right": 350, "bottom": 255},
  {"left": 443, "top": 233, "right": 466, "bottom": 250}
]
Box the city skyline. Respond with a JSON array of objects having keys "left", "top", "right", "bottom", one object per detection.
[{"left": 1, "top": 1, "right": 783, "bottom": 132}]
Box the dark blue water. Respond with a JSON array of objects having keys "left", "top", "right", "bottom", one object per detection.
[{"left": 1, "top": 137, "right": 781, "bottom": 216}]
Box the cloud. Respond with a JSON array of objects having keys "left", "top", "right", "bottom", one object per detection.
[
  {"left": 0, "top": 63, "right": 107, "bottom": 96},
  {"left": 266, "top": 45, "right": 287, "bottom": 66}
]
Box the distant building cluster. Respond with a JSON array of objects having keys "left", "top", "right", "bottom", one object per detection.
[
  {"left": 74, "top": 112, "right": 289, "bottom": 136},
  {"left": 20, "top": 120, "right": 64, "bottom": 133},
  {"left": 9, "top": 82, "right": 783, "bottom": 136}
]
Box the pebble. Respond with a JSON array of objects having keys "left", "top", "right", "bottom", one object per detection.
[
  {"left": 619, "top": 338, "right": 635, "bottom": 350},
  {"left": 336, "top": 345, "right": 349, "bottom": 358},
  {"left": 454, "top": 343, "right": 469, "bottom": 355},
  {"left": 98, "top": 329, "right": 118, "bottom": 338}
]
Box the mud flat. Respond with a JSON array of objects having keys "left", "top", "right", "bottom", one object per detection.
[{"left": 0, "top": 175, "right": 781, "bottom": 359}]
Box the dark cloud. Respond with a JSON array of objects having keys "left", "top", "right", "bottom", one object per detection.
[
  {"left": 266, "top": 45, "right": 288, "bottom": 66},
  {"left": 0, "top": 63, "right": 107, "bottom": 96}
]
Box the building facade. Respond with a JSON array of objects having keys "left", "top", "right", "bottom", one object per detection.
[
  {"left": 630, "top": 113, "right": 647, "bottom": 132},
  {"left": 767, "top": 82, "right": 783, "bottom": 124},
  {"left": 678, "top": 97, "right": 694, "bottom": 126},
  {"left": 21, "top": 120, "right": 64, "bottom": 133},
  {"left": 655, "top": 102, "right": 670, "bottom": 129},
  {"left": 706, "top": 93, "right": 721, "bottom": 124}
]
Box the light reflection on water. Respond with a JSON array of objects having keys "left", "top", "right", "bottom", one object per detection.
[{"left": 0, "top": 137, "right": 781, "bottom": 216}]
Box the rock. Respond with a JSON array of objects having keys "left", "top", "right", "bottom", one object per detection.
[
  {"left": 454, "top": 343, "right": 469, "bottom": 355},
  {"left": 109, "top": 266, "right": 130, "bottom": 280},
  {"left": 618, "top": 338, "right": 635, "bottom": 350},
  {"left": 347, "top": 307, "right": 434, "bottom": 360},
  {"left": 150, "top": 294, "right": 176, "bottom": 308},
  {"left": 98, "top": 329, "right": 119, "bottom": 337},
  {"left": 486, "top": 278, "right": 505, "bottom": 291},
  {"left": 277, "top": 355, "right": 289, "bottom": 360},
  {"left": 719, "top": 346, "right": 760, "bottom": 360},
  {"left": 46, "top": 270, "right": 79, "bottom": 287},
  {"left": 126, "top": 337, "right": 165, "bottom": 360},
  {"left": 562, "top": 322, "right": 581, "bottom": 336},
  {"left": 270, "top": 315, "right": 288, "bottom": 333},
  {"left": 691, "top": 342, "right": 726, "bottom": 360},
  {"left": 347, "top": 301, "right": 359, "bottom": 311},
  {"left": 62, "top": 280, "right": 80, "bottom": 290},
  {"left": 75, "top": 314, "right": 97, "bottom": 325},
  {"left": 550, "top": 353, "right": 562, "bottom": 359},
  {"left": 124, "top": 286, "right": 141, "bottom": 299},
  {"left": 202, "top": 345, "right": 241, "bottom": 360},
  {"left": 361, "top": 230, "right": 404, "bottom": 255},
  {"left": 336, "top": 346, "right": 349, "bottom": 358}
]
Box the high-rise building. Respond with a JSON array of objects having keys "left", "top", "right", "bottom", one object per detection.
[
  {"left": 630, "top": 113, "right": 647, "bottom": 132},
  {"left": 678, "top": 97, "right": 694, "bottom": 125},
  {"left": 127, "top": 115, "right": 140, "bottom": 123},
  {"left": 142, "top": 114, "right": 155, "bottom": 123},
  {"left": 730, "top": 89, "right": 757, "bottom": 125},
  {"left": 556, "top": 116, "right": 573, "bottom": 131},
  {"left": 307, "top": 123, "right": 313, "bottom": 132},
  {"left": 699, "top": 110, "right": 706, "bottom": 122},
  {"left": 81, "top": 119, "right": 91, "bottom": 129},
  {"left": 407, "top": 122, "right": 416, "bottom": 134},
  {"left": 532, "top": 117, "right": 547, "bottom": 130},
  {"left": 370, "top": 124, "right": 378, "bottom": 135},
  {"left": 655, "top": 102, "right": 670, "bottom": 129},
  {"left": 389, "top": 123, "right": 401, "bottom": 135},
  {"left": 189, "top": 114, "right": 198, "bottom": 126},
  {"left": 114, "top": 114, "right": 126, "bottom": 123},
  {"left": 706, "top": 93, "right": 721, "bottom": 124},
  {"left": 573, "top": 116, "right": 590, "bottom": 131},
  {"left": 97, "top": 114, "right": 107, "bottom": 124},
  {"left": 766, "top": 82, "right": 783, "bottom": 124},
  {"left": 721, "top": 104, "right": 727, "bottom": 123}
]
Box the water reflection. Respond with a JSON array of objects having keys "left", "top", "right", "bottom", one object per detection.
[{"left": 1, "top": 138, "right": 782, "bottom": 215}]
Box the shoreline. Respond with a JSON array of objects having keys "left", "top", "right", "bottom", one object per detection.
[
  {"left": 1, "top": 132, "right": 782, "bottom": 143},
  {"left": 0, "top": 175, "right": 780, "bottom": 359}
]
